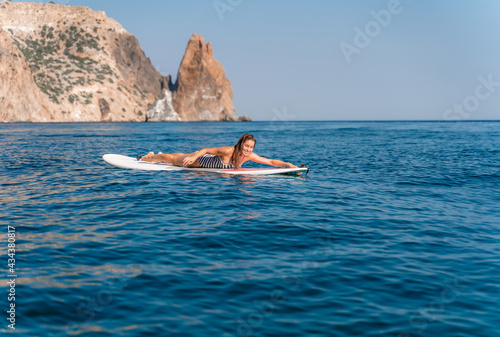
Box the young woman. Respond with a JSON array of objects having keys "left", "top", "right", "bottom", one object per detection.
[{"left": 138, "top": 133, "right": 298, "bottom": 169}]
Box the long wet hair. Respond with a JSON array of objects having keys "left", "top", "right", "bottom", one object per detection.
[{"left": 232, "top": 133, "right": 256, "bottom": 168}]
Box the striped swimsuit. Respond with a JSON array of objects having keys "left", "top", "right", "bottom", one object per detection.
[{"left": 198, "top": 155, "right": 233, "bottom": 169}]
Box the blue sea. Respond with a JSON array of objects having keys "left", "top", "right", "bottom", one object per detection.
[{"left": 1, "top": 121, "right": 499, "bottom": 337}]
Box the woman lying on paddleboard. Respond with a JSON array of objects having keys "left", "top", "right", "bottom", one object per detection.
[{"left": 138, "top": 133, "right": 298, "bottom": 169}]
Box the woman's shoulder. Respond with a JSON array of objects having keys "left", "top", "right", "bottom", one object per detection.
[{"left": 216, "top": 146, "right": 234, "bottom": 156}]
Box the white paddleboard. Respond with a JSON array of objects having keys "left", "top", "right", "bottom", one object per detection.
[{"left": 103, "top": 154, "right": 308, "bottom": 176}]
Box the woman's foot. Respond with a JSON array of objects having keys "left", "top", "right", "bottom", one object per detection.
[{"left": 138, "top": 152, "right": 155, "bottom": 162}]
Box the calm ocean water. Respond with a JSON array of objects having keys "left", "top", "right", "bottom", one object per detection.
[{"left": 1, "top": 121, "right": 499, "bottom": 337}]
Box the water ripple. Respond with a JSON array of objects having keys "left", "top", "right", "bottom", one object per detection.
[{"left": 1, "top": 122, "right": 499, "bottom": 336}]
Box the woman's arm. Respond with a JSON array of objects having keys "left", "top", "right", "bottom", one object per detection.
[
  {"left": 248, "top": 153, "right": 298, "bottom": 168},
  {"left": 182, "top": 146, "right": 232, "bottom": 166}
]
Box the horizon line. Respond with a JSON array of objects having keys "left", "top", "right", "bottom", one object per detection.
[{"left": 2, "top": 119, "right": 500, "bottom": 124}]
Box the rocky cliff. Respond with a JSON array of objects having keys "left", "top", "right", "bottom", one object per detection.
[
  {"left": 0, "top": 1, "right": 164, "bottom": 122},
  {"left": 149, "top": 33, "right": 236, "bottom": 121},
  {"left": 0, "top": 2, "right": 249, "bottom": 122},
  {"left": 147, "top": 34, "right": 250, "bottom": 122}
]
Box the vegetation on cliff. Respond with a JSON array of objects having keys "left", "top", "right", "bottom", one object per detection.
[
  {"left": 12, "top": 23, "right": 118, "bottom": 105},
  {"left": 0, "top": 2, "right": 163, "bottom": 122}
]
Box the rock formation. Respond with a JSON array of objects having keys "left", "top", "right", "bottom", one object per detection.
[
  {"left": 147, "top": 33, "right": 245, "bottom": 122},
  {"left": 0, "top": 2, "right": 250, "bottom": 122},
  {"left": 145, "top": 75, "right": 180, "bottom": 122},
  {"left": 0, "top": 2, "right": 163, "bottom": 122},
  {"left": 238, "top": 114, "right": 252, "bottom": 122}
]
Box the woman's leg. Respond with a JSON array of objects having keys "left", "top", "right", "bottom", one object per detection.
[
  {"left": 141, "top": 152, "right": 180, "bottom": 163},
  {"left": 140, "top": 152, "right": 200, "bottom": 167}
]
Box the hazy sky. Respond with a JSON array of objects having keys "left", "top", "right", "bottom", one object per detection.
[{"left": 15, "top": 0, "right": 500, "bottom": 121}]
